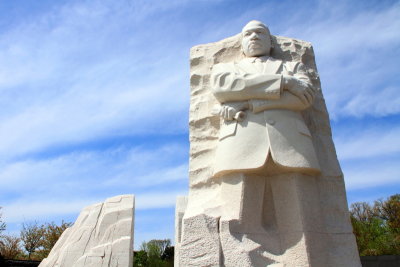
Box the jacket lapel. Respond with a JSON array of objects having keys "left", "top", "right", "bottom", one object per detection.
[
  {"left": 235, "top": 57, "right": 283, "bottom": 74},
  {"left": 263, "top": 57, "right": 282, "bottom": 74},
  {"left": 235, "top": 58, "right": 257, "bottom": 74}
]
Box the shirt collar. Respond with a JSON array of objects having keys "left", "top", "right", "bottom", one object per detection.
[{"left": 246, "top": 55, "right": 270, "bottom": 63}]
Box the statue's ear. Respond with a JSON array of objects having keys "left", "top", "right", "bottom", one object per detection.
[
  {"left": 269, "top": 35, "right": 275, "bottom": 53},
  {"left": 239, "top": 36, "right": 245, "bottom": 55}
]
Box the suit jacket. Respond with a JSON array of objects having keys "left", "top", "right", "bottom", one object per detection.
[{"left": 211, "top": 56, "right": 321, "bottom": 177}]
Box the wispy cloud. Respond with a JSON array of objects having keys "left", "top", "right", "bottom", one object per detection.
[
  {"left": 104, "top": 164, "right": 188, "bottom": 188},
  {"left": 294, "top": 2, "right": 400, "bottom": 119},
  {"left": 0, "top": 71, "right": 187, "bottom": 160},
  {"left": 3, "top": 199, "right": 99, "bottom": 223},
  {"left": 343, "top": 159, "right": 400, "bottom": 190},
  {"left": 0, "top": 0, "right": 190, "bottom": 161},
  {"left": 335, "top": 123, "right": 400, "bottom": 190},
  {"left": 3, "top": 190, "right": 187, "bottom": 224},
  {"left": 342, "top": 86, "right": 400, "bottom": 117},
  {"left": 335, "top": 125, "right": 400, "bottom": 161},
  {"left": 136, "top": 191, "right": 187, "bottom": 210},
  {"left": 0, "top": 143, "right": 188, "bottom": 221}
]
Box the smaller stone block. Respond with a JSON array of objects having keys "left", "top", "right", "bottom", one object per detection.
[{"left": 39, "top": 195, "right": 135, "bottom": 267}]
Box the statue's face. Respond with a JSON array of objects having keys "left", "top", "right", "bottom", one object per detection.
[{"left": 241, "top": 24, "right": 271, "bottom": 57}]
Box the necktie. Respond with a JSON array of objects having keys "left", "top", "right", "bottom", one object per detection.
[{"left": 254, "top": 58, "right": 264, "bottom": 73}]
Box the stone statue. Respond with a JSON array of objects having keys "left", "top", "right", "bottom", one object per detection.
[
  {"left": 176, "top": 20, "right": 361, "bottom": 267},
  {"left": 211, "top": 20, "right": 320, "bottom": 177}
]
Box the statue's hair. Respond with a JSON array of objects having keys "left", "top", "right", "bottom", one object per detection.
[{"left": 242, "top": 20, "right": 270, "bottom": 34}]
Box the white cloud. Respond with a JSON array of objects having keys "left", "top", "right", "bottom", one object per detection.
[
  {"left": 104, "top": 163, "right": 188, "bottom": 188},
  {"left": 0, "top": 143, "right": 188, "bottom": 224},
  {"left": 136, "top": 191, "right": 187, "bottom": 210},
  {"left": 0, "top": 71, "right": 187, "bottom": 159},
  {"left": 342, "top": 86, "right": 400, "bottom": 117},
  {"left": 296, "top": 2, "right": 400, "bottom": 119},
  {"left": 343, "top": 160, "right": 400, "bottom": 190},
  {"left": 296, "top": 3, "right": 400, "bottom": 58},
  {"left": 334, "top": 123, "right": 400, "bottom": 191},
  {"left": 2, "top": 189, "right": 187, "bottom": 224},
  {"left": 335, "top": 125, "right": 400, "bottom": 161},
  {"left": 0, "top": 0, "right": 190, "bottom": 161},
  {"left": 2, "top": 199, "right": 99, "bottom": 223}
]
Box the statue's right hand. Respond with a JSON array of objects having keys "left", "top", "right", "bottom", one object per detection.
[
  {"left": 220, "top": 105, "right": 238, "bottom": 121},
  {"left": 219, "top": 101, "right": 249, "bottom": 121}
]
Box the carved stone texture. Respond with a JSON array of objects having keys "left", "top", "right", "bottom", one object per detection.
[
  {"left": 39, "top": 195, "right": 134, "bottom": 267},
  {"left": 176, "top": 21, "right": 361, "bottom": 266}
]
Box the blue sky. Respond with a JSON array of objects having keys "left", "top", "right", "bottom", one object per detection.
[{"left": 0, "top": 0, "right": 399, "bottom": 249}]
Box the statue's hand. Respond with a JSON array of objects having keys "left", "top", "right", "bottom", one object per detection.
[
  {"left": 220, "top": 105, "right": 237, "bottom": 121},
  {"left": 219, "top": 101, "right": 249, "bottom": 121},
  {"left": 224, "top": 101, "right": 249, "bottom": 112},
  {"left": 283, "top": 76, "right": 315, "bottom": 105}
]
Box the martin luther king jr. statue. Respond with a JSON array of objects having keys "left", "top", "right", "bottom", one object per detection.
[
  {"left": 212, "top": 20, "right": 320, "bottom": 178},
  {"left": 212, "top": 19, "right": 322, "bottom": 266},
  {"left": 176, "top": 20, "right": 361, "bottom": 267}
]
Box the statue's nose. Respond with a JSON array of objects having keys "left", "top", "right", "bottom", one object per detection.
[{"left": 250, "top": 32, "right": 259, "bottom": 40}]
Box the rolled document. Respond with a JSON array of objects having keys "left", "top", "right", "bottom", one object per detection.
[{"left": 234, "top": 111, "right": 245, "bottom": 122}]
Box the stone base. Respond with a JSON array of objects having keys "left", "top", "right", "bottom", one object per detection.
[{"left": 176, "top": 173, "right": 362, "bottom": 267}]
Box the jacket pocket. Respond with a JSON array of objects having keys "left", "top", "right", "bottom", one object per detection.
[
  {"left": 219, "top": 120, "right": 238, "bottom": 140},
  {"left": 296, "top": 120, "right": 312, "bottom": 138}
]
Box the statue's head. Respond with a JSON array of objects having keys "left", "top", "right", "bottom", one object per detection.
[{"left": 241, "top": 20, "right": 272, "bottom": 57}]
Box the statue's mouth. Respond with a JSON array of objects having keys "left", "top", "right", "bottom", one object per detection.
[
  {"left": 249, "top": 39, "right": 261, "bottom": 44},
  {"left": 249, "top": 42, "right": 262, "bottom": 48}
]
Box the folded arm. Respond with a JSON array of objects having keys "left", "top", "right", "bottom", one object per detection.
[
  {"left": 211, "top": 61, "right": 316, "bottom": 120},
  {"left": 281, "top": 61, "right": 315, "bottom": 106},
  {"left": 211, "top": 63, "right": 283, "bottom": 103},
  {"left": 249, "top": 91, "right": 312, "bottom": 113}
]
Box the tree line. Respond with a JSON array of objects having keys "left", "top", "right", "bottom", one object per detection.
[
  {"left": 134, "top": 239, "right": 174, "bottom": 267},
  {"left": 350, "top": 194, "right": 400, "bottom": 256},
  {"left": 0, "top": 212, "right": 71, "bottom": 261}
]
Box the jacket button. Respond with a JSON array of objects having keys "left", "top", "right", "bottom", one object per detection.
[{"left": 267, "top": 119, "right": 275, "bottom": 125}]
